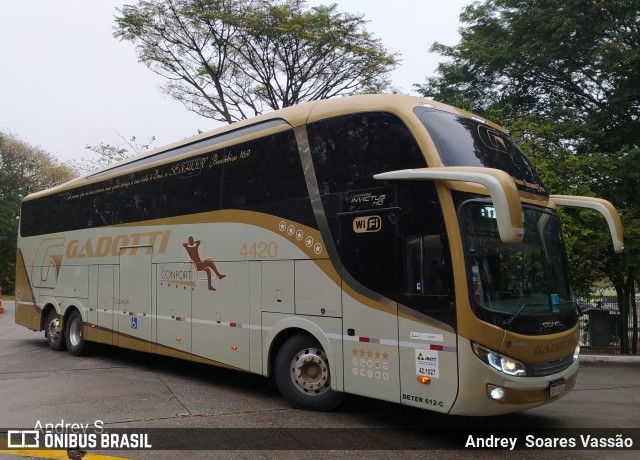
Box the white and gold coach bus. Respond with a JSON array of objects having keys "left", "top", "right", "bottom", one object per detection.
[{"left": 15, "top": 95, "right": 623, "bottom": 415}]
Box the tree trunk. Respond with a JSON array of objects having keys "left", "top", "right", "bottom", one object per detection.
[
  {"left": 632, "top": 279, "right": 638, "bottom": 354},
  {"left": 615, "top": 283, "right": 629, "bottom": 354}
]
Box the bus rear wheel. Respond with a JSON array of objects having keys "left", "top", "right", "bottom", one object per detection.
[
  {"left": 45, "top": 309, "right": 66, "bottom": 351},
  {"left": 274, "top": 334, "right": 344, "bottom": 411},
  {"left": 65, "top": 309, "right": 87, "bottom": 356}
]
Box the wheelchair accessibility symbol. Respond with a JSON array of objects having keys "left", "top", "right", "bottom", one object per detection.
[{"left": 131, "top": 317, "right": 138, "bottom": 330}]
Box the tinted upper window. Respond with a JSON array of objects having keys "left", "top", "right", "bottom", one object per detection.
[
  {"left": 416, "top": 107, "right": 547, "bottom": 197},
  {"left": 307, "top": 112, "right": 427, "bottom": 195},
  {"left": 21, "top": 129, "right": 313, "bottom": 236}
]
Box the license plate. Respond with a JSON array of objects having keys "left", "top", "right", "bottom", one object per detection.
[{"left": 549, "top": 379, "right": 565, "bottom": 397}]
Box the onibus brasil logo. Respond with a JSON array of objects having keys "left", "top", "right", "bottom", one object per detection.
[{"left": 7, "top": 420, "right": 151, "bottom": 449}]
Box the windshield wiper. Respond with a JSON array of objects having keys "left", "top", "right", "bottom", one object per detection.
[{"left": 502, "top": 303, "right": 547, "bottom": 329}]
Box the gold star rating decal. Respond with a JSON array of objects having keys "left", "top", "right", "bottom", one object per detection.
[
  {"left": 277, "top": 220, "right": 323, "bottom": 255},
  {"left": 350, "top": 347, "right": 391, "bottom": 382}
]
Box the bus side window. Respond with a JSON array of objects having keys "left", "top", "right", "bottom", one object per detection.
[
  {"left": 397, "top": 182, "right": 454, "bottom": 316},
  {"left": 405, "top": 234, "right": 453, "bottom": 296}
]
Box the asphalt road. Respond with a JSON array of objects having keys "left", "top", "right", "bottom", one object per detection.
[{"left": 0, "top": 300, "right": 638, "bottom": 460}]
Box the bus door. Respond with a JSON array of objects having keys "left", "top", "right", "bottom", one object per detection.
[
  {"left": 339, "top": 191, "right": 401, "bottom": 404},
  {"left": 118, "top": 245, "right": 152, "bottom": 352},
  {"left": 395, "top": 182, "right": 458, "bottom": 413}
]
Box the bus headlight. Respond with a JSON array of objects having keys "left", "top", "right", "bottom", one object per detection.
[
  {"left": 472, "top": 342, "right": 526, "bottom": 377},
  {"left": 573, "top": 344, "right": 580, "bottom": 362}
]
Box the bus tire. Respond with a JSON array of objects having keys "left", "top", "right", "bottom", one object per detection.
[
  {"left": 45, "top": 309, "right": 66, "bottom": 351},
  {"left": 274, "top": 333, "right": 344, "bottom": 411},
  {"left": 65, "top": 309, "right": 87, "bottom": 356}
]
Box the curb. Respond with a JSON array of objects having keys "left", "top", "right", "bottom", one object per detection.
[{"left": 579, "top": 354, "right": 640, "bottom": 364}]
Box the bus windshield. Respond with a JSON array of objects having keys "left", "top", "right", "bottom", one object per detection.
[
  {"left": 416, "top": 106, "right": 547, "bottom": 197},
  {"left": 459, "top": 200, "right": 575, "bottom": 334}
]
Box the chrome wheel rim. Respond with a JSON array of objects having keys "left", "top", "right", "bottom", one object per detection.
[
  {"left": 69, "top": 317, "right": 83, "bottom": 347},
  {"left": 289, "top": 347, "right": 330, "bottom": 396},
  {"left": 47, "top": 316, "right": 62, "bottom": 343}
]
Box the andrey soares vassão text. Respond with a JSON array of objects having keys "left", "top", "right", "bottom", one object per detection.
[{"left": 465, "top": 434, "right": 634, "bottom": 450}]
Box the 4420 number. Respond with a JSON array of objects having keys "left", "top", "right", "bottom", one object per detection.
[{"left": 239, "top": 241, "right": 278, "bottom": 259}]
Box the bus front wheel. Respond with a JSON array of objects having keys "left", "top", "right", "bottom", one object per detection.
[
  {"left": 45, "top": 309, "right": 66, "bottom": 351},
  {"left": 274, "top": 334, "right": 344, "bottom": 411},
  {"left": 65, "top": 309, "right": 87, "bottom": 356}
]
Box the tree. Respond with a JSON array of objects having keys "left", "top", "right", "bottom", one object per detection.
[
  {"left": 0, "top": 132, "right": 75, "bottom": 294},
  {"left": 114, "top": 0, "right": 399, "bottom": 124},
  {"left": 418, "top": 0, "right": 640, "bottom": 152},
  {"left": 76, "top": 134, "right": 156, "bottom": 173},
  {"left": 418, "top": 0, "right": 640, "bottom": 352}
]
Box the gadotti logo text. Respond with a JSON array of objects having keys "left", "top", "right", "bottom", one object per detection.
[{"left": 65, "top": 230, "right": 171, "bottom": 258}]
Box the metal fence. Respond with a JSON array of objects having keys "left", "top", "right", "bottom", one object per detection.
[{"left": 578, "top": 295, "right": 639, "bottom": 354}]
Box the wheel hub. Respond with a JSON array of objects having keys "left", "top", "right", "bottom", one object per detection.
[
  {"left": 47, "top": 316, "right": 62, "bottom": 343},
  {"left": 290, "top": 348, "right": 330, "bottom": 395}
]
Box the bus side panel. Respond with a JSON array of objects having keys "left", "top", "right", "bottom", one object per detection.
[
  {"left": 85, "top": 265, "right": 99, "bottom": 342},
  {"left": 29, "top": 237, "right": 64, "bottom": 292},
  {"left": 15, "top": 247, "right": 40, "bottom": 331},
  {"left": 341, "top": 295, "right": 401, "bottom": 404},
  {"left": 156, "top": 263, "right": 193, "bottom": 355},
  {"left": 192, "top": 261, "right": 250, "bottom": 370},
  {"left": 397, "top": 316, "right": 458, "bottom": 413},
  {"left": 261, "top": 261, "right": 294, "bottom": 314},
  {"left": 249, "top": 261, "right": 262, "bottom": 374},
  {"left": 294, "top": 259, "right": 341, "bottom": 317},
  {"left": 54, "top": 265, "right": 88, "bottom": 300},
  {"left": 118, "top": 247, "right": 152, "bottom": 352},
  {"left": 96, "top": 265, "right": 115, "bottom": 345}
]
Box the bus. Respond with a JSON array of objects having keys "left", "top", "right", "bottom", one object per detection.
[{"left": 15, "top": 94, "right": 623, "bottom": 416}]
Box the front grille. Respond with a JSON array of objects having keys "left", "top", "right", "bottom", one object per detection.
[{"left": 525, "top": 353, "right": 574, "bottom": 377}]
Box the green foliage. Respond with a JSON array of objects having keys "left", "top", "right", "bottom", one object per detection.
[
  {"left": 0, "top": 132, "right": 75, "bottom": 293},
  {"left": 418, "top": 0, "right": 640, "bottom": 350},
  {"left": 419, "top": 0, "right": 640, "bottom": 152},
  {"left": 114, "top": 0, "right": 399, "bottom": 123}
]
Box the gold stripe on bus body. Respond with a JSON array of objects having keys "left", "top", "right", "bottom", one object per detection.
[
  {"left": 114, "top": 209, "right": 328, "bottom": 260},
  {"left": 14, "top": 248, "right": 42, "bottom": 331}
]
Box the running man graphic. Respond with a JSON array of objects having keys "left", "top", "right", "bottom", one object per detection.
[{"left": 183, "top": 236, "right": 226, "bottom": 291}]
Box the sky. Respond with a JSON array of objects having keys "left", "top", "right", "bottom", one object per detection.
[{"left": 0, "top": 0, "right": 472, "bottom": 163}]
